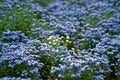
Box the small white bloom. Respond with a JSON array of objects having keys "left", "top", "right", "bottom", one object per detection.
[
  {"left": 61, "top": 41, "right": 64, "bottom": 43},
  {"left": 66, "top": 40, "right": 69, "bottom": 43},
  {"left": 53, "top": 39, "right": 56, "bottom": 42},
  {"left": 48, "top": 36, "right": 54, "bottom": 40},
  {"left": 56, "top": 39, "right": 59, "bottom": 42},
  {"left": 72, "top": 48, "right": 75, "bottom": 51},
  {"left": 66, "top": 36, "right": 70, "bottom": 39},
  {"left": 48, "top": 41, "right": 52, "bottom": 44},
  {"left": 53, "top": 42, "right": 56, "bottom": 45},
  {"left": 60, "top": 36, "right": 64, "bottom": 39}
]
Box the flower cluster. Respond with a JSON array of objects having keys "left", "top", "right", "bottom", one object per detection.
[
  {"left": 0, "top": 0, "right": 120, "bottom": 80},
  {"left": 0, "top": 77, "right": 31, "bottom": 80},
  {"left": 0, "top": 31, "right": 57, "bottom": 80}
]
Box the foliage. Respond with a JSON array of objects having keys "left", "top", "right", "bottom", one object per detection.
[{"left": 0, "top": 0, "right": 120, "bottom": 80}]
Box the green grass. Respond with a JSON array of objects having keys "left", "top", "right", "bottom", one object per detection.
[
  {"left": 85, "top": 13, "right": 113, "bottom": 27},
  {"left": 33, "top": 0, "right": 53, "bottom": 7},
  {"left": 0, "top": 4, "right": 40, "bottom": 38}
]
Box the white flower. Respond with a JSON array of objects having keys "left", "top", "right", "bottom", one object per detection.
[{"left": 66, "top": 36, "right": 70, "bottom": 39}]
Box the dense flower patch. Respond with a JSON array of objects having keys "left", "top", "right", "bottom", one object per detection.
[{"left": 0, "top": 0, "right": 120, "bottom": 80}]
